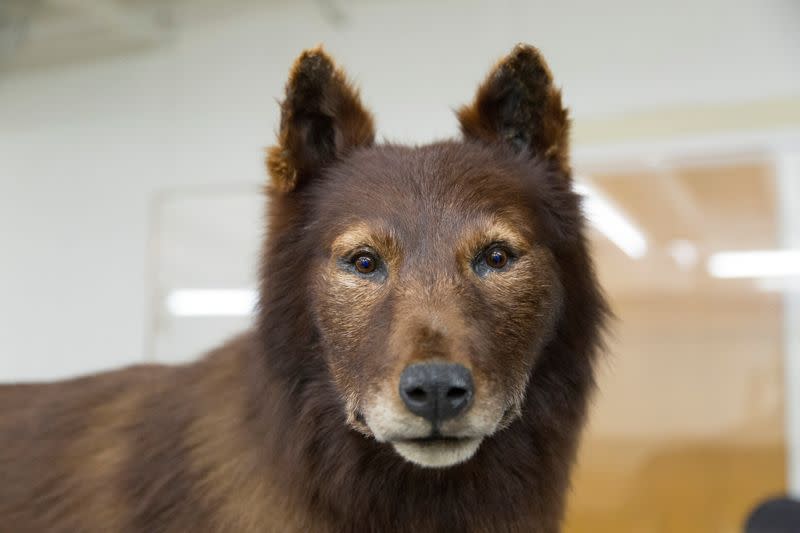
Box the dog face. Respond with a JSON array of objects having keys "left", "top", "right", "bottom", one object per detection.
[
  {"left": 267, "top": 45, "right": 578, "bottom": 468},
  {"left": 309, "top": 145, "right": 567, "bottom": 467}
]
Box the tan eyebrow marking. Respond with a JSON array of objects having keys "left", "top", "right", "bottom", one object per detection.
[
  {"left": 330, "top": 223, "right": 402, "bottom": 264},
  {"left": 459, "top": 218, "right": 531, "bottom": 262},
  {"left": 482, "top": 219, "right": 530, "bottom": 249}
]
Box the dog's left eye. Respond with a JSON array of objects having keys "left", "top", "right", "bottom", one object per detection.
[
  {"left": 473, "top": 244, "right": 515, "bottom": 276},
  {"left": 485, "top": 247, "right": 508, "bottom": 269}
]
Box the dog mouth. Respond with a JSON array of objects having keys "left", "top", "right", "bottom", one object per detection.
[
  {"left": 357, "top": 400, "right": 509, "bottom": 468},
  {"left": 405, "top": 435, "right": 468, "bottom": 444},
  {"left": 396, "top": 430, "right": 474, "bottom": 446},
  {"left": 389, "top": 433, "right": 484, "bottom": 468}
]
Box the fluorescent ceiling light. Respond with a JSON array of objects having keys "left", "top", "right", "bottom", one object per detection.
[
  {"left": 707, "top": 249, "right": 800, "bottom": 279},
  {"left": 166, "top": 288, "right": 257, "bottom": 317},
  {"left": 574, "top": 181, "right": 648, "bottom": 259}
]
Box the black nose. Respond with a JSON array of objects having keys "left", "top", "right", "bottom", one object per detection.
[{"left": 399, "top": 363, "right": 474, "bottom": 423}]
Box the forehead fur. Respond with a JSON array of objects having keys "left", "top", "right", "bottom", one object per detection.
[{"left": 308, "top": 141, "right": 561, "bottom": 244}]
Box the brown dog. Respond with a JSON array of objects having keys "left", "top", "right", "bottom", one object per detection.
[{"left": 0, "top": 44, "right": 608, "bottom": 532}]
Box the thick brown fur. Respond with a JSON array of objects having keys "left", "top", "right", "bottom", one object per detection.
[{"left": 0, "top": 44, "right": 608, "bottom": 532}]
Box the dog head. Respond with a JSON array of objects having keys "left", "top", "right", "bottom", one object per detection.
[{"left": 265, "top": 45, "right": 583, "bottom": 468}]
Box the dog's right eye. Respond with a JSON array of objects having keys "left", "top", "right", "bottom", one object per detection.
[
  {"left": 353, "top": 253, "right": 377, "bottom": 274},
  {"left": 340, "top": 248, "right": 385, "bottom": 279}
]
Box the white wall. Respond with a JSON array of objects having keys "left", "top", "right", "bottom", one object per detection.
[{"left": 1, "top": 0, "right": 799, "bottom": 381}]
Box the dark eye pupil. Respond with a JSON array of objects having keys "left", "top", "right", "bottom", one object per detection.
[
  {"left": 487, "top": 249, "right": 507, "bottom": 268},
  {"left": 355, "top": 256, "right": 375, "bottom": 273}
]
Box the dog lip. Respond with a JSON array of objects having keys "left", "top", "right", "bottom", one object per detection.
[
  {"left": 392, "top": 431, "right": 479, "bottom": 445},
  {"left": 406, "top": 435, "right": 465, "bottom": 444}
]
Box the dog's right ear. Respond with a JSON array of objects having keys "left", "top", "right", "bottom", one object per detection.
[{"left": 267, "top": 47, "right": 375, "bottom": 193}]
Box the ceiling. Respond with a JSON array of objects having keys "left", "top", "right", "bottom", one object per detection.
[
  {"left": 2, "top": 0, "right": 799, "bottom": 121},
  {"left": 0, "top": 0, "right": 297, "bottom": 72}
]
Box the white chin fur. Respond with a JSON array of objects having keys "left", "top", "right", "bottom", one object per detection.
[{"left": 391, "top": 437, "right": 483, "bottom": 468}]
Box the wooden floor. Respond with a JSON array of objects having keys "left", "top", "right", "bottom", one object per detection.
[{"left": 565, "top": 437, "right": 785, "bottom": 532}]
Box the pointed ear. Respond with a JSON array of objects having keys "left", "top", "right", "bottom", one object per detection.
[
  {"left": 457, "top": 44, "right": 571, "bottom": 175},
  {"left": 267, "top": 47, "right": 375, "bottom": 193}
]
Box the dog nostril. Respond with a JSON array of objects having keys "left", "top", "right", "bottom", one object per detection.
[
  {"left": 446, "top": 387, "right": 467, "bottom": 400},
  {"left": 407, "top": 387, "right": 427, "bottom": 402}
]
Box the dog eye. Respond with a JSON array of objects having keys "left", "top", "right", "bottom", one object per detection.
[
  {"left": 353, "top": 253, "right": 378, "bottom": 274},
  {"left": 485, "top": 247, "right": 508, "bottom": 269},
  {"left": 472, "top": 244, "right": 515, "bottom": 277}
]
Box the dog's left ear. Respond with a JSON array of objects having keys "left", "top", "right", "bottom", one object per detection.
[
  {"left": 267, "top": 47, "right": 375, "bottom": 193},
  {"left": 458, "top": 44, "right": 570, "bottom": 176}
]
